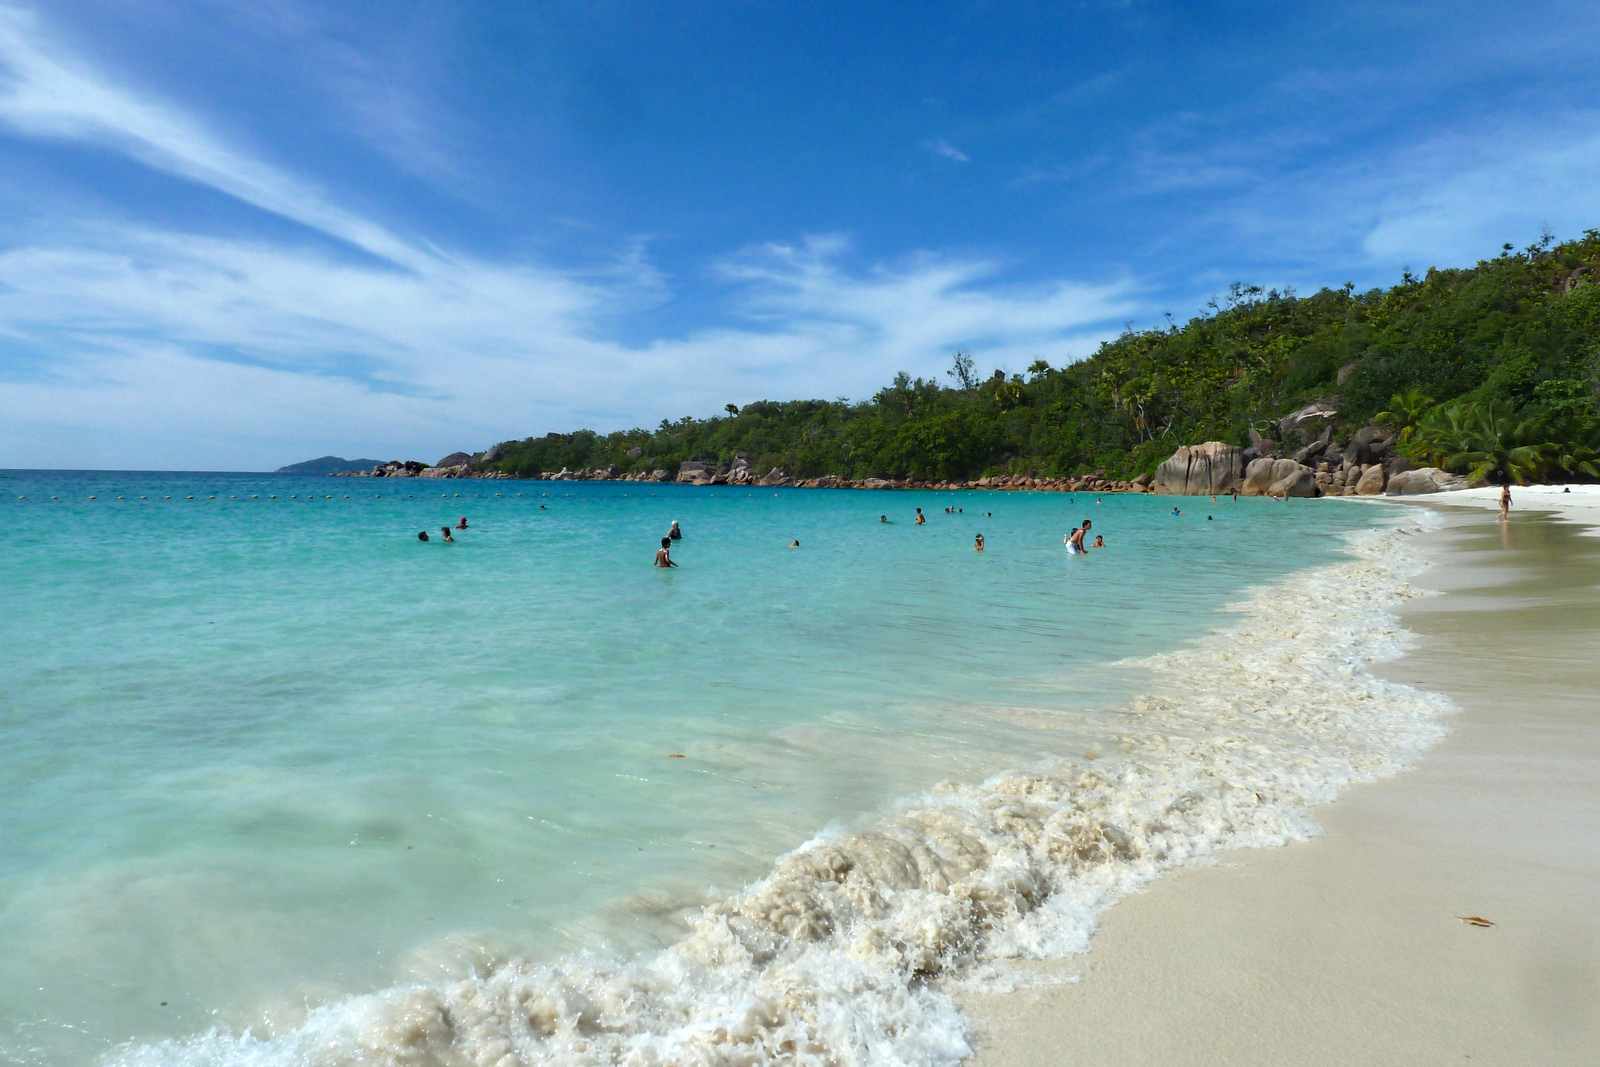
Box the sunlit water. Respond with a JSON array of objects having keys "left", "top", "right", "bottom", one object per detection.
[{"left": 0, "top": 472, "right": 1382, "bottom": 1065}]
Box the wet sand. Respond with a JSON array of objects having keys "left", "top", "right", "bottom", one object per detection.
[{"left": 958, "top": 504, "right": 1600, "bottom": 1066}]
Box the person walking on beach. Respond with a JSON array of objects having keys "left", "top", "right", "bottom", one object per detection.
[
  {"left": 1499, "top": 484, "right": 1511, "bottom": 520},
  {"left": 655, "top": 537, "right": 677, "bottom": 567},
  {"left": 669, "top": 521, "right": 682, "bottom": 540}
]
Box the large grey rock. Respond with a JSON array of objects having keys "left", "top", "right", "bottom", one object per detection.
[
  {"left": 1269, "top": 468, "right": 1319, "bottom": 498},
  {"left": 1278, "top": 402, "right": 1337, "bottom": 435},
  {"left": 1242, "top": 457, "right": 1302, "bottom": 496},
  {"left": 1292, "top": 425, "right": 1334, "bottom": 465},
  {"left": 1152, "top": 442, "right": 1246, "bottom": 495},
  {"left": 479, "top": 443, "right": 509, "bottom": 466},
  {"left": 861, "top": 477, "right": 893, "bottom": 489},
  {"left": 1342, "top": 426, "right": 1394, "bottom": 467},
  {"left": 1385, "top": 467, "right": 1469, "bottom": 495},
  {"left": 759, "top": 467, "right": 791, "bottom": 487},
  {"left": 1247, "top": 428, "right": 1277, "bottom": 456},
  {"left": 436, "top": 451, "right": 475, "bottom": 470},
  {"left": 1354, "top": 464, "right": 1387, "bottom": 495},
  {"left": 626, "top": 446, "right": 644, "bottom": 459}
]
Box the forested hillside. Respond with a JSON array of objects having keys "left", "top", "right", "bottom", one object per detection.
[{"left": 480, "top": 232, "right": 1600, "bottom": 483}]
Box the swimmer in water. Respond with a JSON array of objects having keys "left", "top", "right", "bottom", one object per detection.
[
  {"left": 417, "top": 530, "right": 429, "bottom": 542},
  {"left": 789, "top": 539, "right": 800, "bottom": 547},
  {"left": 1092, "top": 534, "right": 1105, "bottom": 548},
  {"left": 669, "top": 521, "right": 682, "bottom": 540},
  {"left": 1066, "top": 520, "right": 1090, "bottom": 554},
  {"left": 974, "top": 533, "right": 984, "bottom": 551},
  {"left": 440, "top": 527, "right": 454, "bottom": 542},
  {"left": 655, "top": 536, "right": 677, "bottom": 568},
  {"left": 1171, "top": 507, "right": 1184, "bottom": 516},
  {"left": 915, "top": 508, "right": 925, "bottom": 525},
  {"left": 540, "top": 504, "right": 547, "bottom": 509},
  {"left": 880, "top": 515, "right": 889, "bottom": 523},
  {"left": 456, "top": 517, "right": 468, "bottom": 529}
]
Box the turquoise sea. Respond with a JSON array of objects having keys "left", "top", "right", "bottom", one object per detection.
[{"left": 0, "top": 471, "right": 1390, "bottom": 1066}]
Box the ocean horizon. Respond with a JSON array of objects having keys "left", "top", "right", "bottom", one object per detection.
[{"left": 0, "top": 471, "right": 1438, "bottom": 1066}]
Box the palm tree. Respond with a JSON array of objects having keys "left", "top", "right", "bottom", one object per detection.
[
  {"left": 1375, "top": 388, "right": 1435, "bottom": 444},
  {"left": 1441, "top": 401, "right": 1550, "bottom": 485}
]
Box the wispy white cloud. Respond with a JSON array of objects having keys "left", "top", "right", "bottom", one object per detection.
[
  {"left": 0, "top": 5, "right": 424, "bottom": 267},
  {"left": 927, "top": 138, "right": 969, "bottom": 163},
  {"left": 0, "top": 7, "right": 1136, "bottom": 468}
]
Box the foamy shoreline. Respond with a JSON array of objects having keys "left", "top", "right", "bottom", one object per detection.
[
  {"left": 116, "top": 511, "right": 1458, "bottom": 1066},
  {"left": 959, "top": 500, "right": 1600, "bottom": 1066}
]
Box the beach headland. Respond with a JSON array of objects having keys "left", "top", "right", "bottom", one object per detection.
[{"left": 958, "top": 496, "right": 1600, "bottom": 1066}]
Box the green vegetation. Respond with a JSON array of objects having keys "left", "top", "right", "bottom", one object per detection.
[{"left": 482, "top": 232, "right": 1600, "bottom": 483}]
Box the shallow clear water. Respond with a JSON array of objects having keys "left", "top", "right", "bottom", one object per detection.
[{"left": 0, "top": 472, "right": 1381, "bottom": 1065}]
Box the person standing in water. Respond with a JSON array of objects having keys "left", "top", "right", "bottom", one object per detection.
[
  {"left": 417, "top": 530, "right": 429, "bottom": 542},
  {"left": 456, "top": 517, "right": 468, "bottom": 529},
  {"left": 914, "top": 508, "right": 925, "bottom": 525},
  {"left": 1499, "top": 484, "right": 1512, "bottom": 520},
  {"left": 1066, "top": 520, "right": 1090, "bottom": 554},
  {"left": 440, "top": 527, "right": 454, "bottom": 542},
  {"left": 669, "top": 520, "right": 682, "bottom": 540},
  {"left": 974, "top": 533, "right": 985, "bottom": 551},
  {"left": 655, "top": 537, "right": 677, "bottom": 567}
]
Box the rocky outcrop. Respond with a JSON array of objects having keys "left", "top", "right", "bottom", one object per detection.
[
  {"left": 1385, "top": 467, "right": 1470, "bottom": 495},
  {"left": 1341, "top": 426, "right": 1394, "bottom": 467},
  {"left": 1269, "top": 468, "right": 1319, "bottom": 498},
  {"left": 1278, "top": 402, "right": 1337, "bottom": 436},
  {"left": 436, "top": 451, "right": 476, "bottom": 470},
  {"left": 1152, "top": 442, "right": 1245, "bottom": 495},
  {"left": 479, "top": 443, "right": 509, "bottom": 467},
  {"left": 1242, "top": 457, "right": 1299, "bottom": 496},
  {"left": 1353, "top": 463, "right": 1387, "bottom": 495},
  {"left": 676, "top": 461, "right": 713, "bottom": 485}
]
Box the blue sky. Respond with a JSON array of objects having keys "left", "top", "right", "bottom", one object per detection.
[{"left": 2, "top": 1, "right": 1598, "bottom": 469}]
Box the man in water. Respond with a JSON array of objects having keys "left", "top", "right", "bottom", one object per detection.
[
  {"left": 417, "top": 530, "right": 429, "bottom": 542},
  {"left": 456, "top": 517, "right": 468, "bottom": 529},
  {"left": 1066, "top": 520, "right": 1090, "bottom": 553},
  {"left": 669, "top": 521, "right": 682, "bottom": 540},
  {"left": 440, "top": 527, "right": 454, "bottom": 542},
  {"left": 1092, "top": 534, "right": 1105, "bottom": 547},
  {"left": 655, "top": 537, "right": 677, "bottom": 567},
  {"left": 880, "top": 515, "right": 889, "bottom": 523},
  {"left": 915, "top": 508, "right": 925, "bottom": 525}
]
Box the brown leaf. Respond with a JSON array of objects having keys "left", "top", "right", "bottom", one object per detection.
[
  {"left": 668, "top": 753, "right": 685, "bottom": 758},
  {"left": 1458, "top": 915, "right": 1494, "bottom": 927}
]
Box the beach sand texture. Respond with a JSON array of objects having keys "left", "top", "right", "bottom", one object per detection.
[{"left": 959, "top": 503, "right": 1600, "bottom": 1066}]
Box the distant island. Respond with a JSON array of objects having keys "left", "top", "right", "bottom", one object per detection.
[{"left": 275, "top": 456, "right": 386, "bottom": 476}]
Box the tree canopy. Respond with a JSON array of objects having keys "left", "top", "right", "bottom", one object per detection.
[{"left": 481, "top": 231, "right": 1600, "bottom": 482}]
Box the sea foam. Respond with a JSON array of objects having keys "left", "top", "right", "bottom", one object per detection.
[{"left": 113, "top": 517, "right": 1450, "bottom": 1067}]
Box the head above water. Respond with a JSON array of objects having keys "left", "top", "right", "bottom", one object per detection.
[{"left": 661, "top": 537, "right": 671, "bottom": 548}]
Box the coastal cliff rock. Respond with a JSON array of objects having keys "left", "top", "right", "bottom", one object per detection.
[
  {"left": 1354, "top": 464, "right": 1387, "bottom": 495},
  {"left": 1277, "top": 402, "right": 1337, "bottom": 435},
  {"left": 677, "top": 461, "right": 713, "bottom": 485},
  {"left": 435, "top": 451, "right": 476, "bottom": 470},
  {"left": 1342, "top": 426, "right": 1394, "bottom": 468},
  {"left": 1242, "top": 457, "right": 1302, "bottom": 496},
  {"left": 1268, "top": 468, "right": 1319, "bottom": 497},
  {"left": 1152, "top": 442, "right": 1245, "bottom": 495},
  {"left": 1385, "top": 467, "right": 1469, "bottom": 495}
]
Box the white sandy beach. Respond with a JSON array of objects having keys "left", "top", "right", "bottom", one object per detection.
[{"left": 959, "top": 488, "right": 1600, "bottom": 1066}]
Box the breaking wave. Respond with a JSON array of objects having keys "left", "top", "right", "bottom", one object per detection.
[{"left": 114, "top": 517, "right": 1450, "bottom": 1067}]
